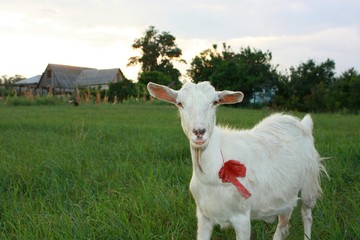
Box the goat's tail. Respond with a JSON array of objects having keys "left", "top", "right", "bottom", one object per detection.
[
  {"left": 301, "top": 114, "right": 313, "bottom": 134},
  {"left": 300, "top": 114, "right": 329, "bottom": 207},
  {"left": 298, "top": 114, "right": 329, "bottom": 239}
]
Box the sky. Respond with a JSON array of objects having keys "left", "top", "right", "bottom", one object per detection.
[{"left": 1, "top": 0, "right": 359, "bottom": 81}]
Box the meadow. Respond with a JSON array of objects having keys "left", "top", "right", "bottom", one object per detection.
[{"left": 0, "top": 103, "right": 359, "bottom": 239}]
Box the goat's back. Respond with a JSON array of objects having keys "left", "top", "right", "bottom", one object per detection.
[{"left": 219, "top": 114, "right": 322, "bottom": 221}]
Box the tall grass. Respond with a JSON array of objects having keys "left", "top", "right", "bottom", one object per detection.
[
  {"left": 4, "top": 95, "right": 71, "bottom": 106},
  {"left": 0, "top": 104, "right": 359, "bottom": 239}
]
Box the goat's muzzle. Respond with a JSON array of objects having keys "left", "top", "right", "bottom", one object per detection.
[
  {"left": 193, "top": 128, "right": 206, "bottom": 137},
  {"left": 192, "top": 128, "right": 207, "bottom": 146}
]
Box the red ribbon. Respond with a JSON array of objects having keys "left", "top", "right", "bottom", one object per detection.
[{"left": 218, "top": 156, "right": 251, "bottom": 199}]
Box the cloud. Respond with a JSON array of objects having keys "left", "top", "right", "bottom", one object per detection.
[
  {"left": 175, "top": 25, "right": 360, "bottom": 78},
  {"left": 225, "top": 26, "right": 360, "bottom": 74}
]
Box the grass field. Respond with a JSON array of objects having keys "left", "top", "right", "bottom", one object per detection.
[{"left": 0, "top": 103, "right": 359, "bottom": 239}]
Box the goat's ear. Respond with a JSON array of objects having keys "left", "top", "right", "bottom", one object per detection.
[
  {"left": 147, "top": 82, "right": 178, "bottom": 104},
  {"left": 217, "top": 90, "right": 244, "bottom": 105}
]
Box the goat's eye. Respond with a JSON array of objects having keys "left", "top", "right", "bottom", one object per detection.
[
  {"left": 176, "top": 102, "right": 184, "bottom": 108},
  {"left": 213, "top": 100, "right": 220, "bottom": 106}
]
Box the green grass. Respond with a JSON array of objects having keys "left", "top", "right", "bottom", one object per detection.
[{"left": 0, "top": 104, "right": 359, "bottom": 239}]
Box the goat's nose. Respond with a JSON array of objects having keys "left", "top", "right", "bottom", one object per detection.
[{"left": 193, "top": 128, "right": 206, "bottom": 138}]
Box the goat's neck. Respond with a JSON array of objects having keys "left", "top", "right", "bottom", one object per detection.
[{"left": 190, "top": 126, "right": 223, "bottom": 183}]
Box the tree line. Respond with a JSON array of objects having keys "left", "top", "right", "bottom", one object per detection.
[
  {"left": 187, "top": 43, "right": 360, "bottom": 112},
  {"left": 121, "top": 26, "right": 359, "bottom": 112},
  {"left": 0, "top": 75, "right": 25, "bottom": 98}
]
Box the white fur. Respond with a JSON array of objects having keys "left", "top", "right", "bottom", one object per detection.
[{"left": 147, "top": 81, "right": 326, "bottom": 240}]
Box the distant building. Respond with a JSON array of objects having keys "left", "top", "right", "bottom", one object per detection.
[
  {"left": 13, "top": 75, "right": 41, "bottom": 94},
  {"left": 75, "top": 68, "right": 124, "bottom": 90},
  {"left": 37, "top": 63, "right": 125, "bottom": 94},
  {"left": 250, "top": 88, "right": 276, "bottom": 104}
]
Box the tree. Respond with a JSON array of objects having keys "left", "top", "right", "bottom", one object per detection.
[
  {"left": 137, "top": 71, "right": 175, "bottom": 100},
  {"left": 286, "top": 59, "right": 336, "bottom": 111},
  {"left": 188, "top": 43, "right": 279, "bottom": 105},
  {"left": 138, "top": 71, "right": 172, "bottom": 86},
  {"left": 0, "top": 75, "right": 25, "bottom": 85},
  {"left": 127, "top": 26, "right": 185, "bottom": 86},
  {"left": 108, "top": 79, "right": 136, "bottom": 102},
  {"left": 187, "top": 44, "right": 226, "bottom": 84},
  {"left": 0, "top": 75, "right": 25, "bottom": 97},
  {"left": 332, "top": 68, "right": 360, "bottom": 111}
]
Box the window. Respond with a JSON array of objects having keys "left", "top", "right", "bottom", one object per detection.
[{"left": 47, "top": 70, "right": 52, "bottom": 78}]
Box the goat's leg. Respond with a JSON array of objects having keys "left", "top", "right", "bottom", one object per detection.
[
  {"left": 273, "top": 210, "right": 292, "bottom": 240},
  {"left": 231, "top": 213, "right": 251, "bottom": 240},
  {"left": 196, "top": 209, "right": 213, "bottom": 240},
  {"left": 301, "top": 203, "right": 313, "bottom": 240}
]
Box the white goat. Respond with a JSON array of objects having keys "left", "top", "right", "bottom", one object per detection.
[{"left": 147, "top": 81, "right": 326, "bottom": 240}]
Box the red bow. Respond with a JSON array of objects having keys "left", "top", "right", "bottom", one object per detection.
[{"left": 219, "top": 159, "right": 251, "bottom": 199}]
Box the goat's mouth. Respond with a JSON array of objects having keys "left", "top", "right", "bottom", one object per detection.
[
  {"left": 191, "top": 138, "right": 208, "bottom": 147},
  {"left": 194, "top": 140, "right": 206, "bottom": 146},
  {"left": 189, "top": 128, "right": 209, "bottom": 148}
]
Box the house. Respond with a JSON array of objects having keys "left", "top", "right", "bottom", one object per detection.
[
  {"left": 75, "top": 68, "right": 125, "bottom": 90},
  {"left": 37, "top": 64, "right": 94, "bottom": 94},
  {"left": 14, "top": 75, "right": 41, "bottom": 94},
  {"left": 36, "top": 63, "right": 125, "bottom": 94},
  {"left": 250, "top": 88, "right": 276, "bottom": 104}
]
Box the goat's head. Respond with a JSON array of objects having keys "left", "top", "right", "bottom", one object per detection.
[{"left": 147, "top": 81, "right": 244, "bottom": 148}]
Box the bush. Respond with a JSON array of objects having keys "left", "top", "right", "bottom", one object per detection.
[{"left": 108, "top": 79, "right": 136, "bottom": 102}]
